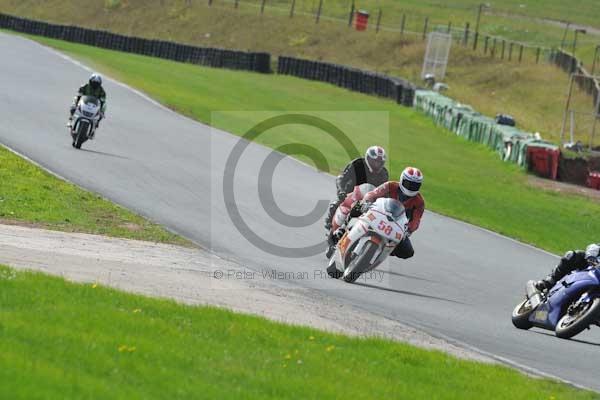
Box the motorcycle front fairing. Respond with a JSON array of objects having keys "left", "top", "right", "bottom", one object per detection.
[
  {"left": 329, "top": 200, "right": 408, "bottom": 274},
  {"left": 72, "top": 96, "right": 100, "bottom": 136},
  {"left": 529, "top": 267, "right": 600, "bottom": 329}
]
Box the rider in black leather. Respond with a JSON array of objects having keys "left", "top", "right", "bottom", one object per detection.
[
  {"left": 536, "top": 243, "right": 600, "bottom": 291},
  {"left": 323, "top": 146, "right": 388, "bottom": 231}
]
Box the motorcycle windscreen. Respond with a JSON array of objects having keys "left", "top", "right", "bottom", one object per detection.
[
  {"left": 381, "top": 198, "right": 405, "bottom": 221},
  {"left": 81, "top": 96, "right": 100, "bottom": 106}
]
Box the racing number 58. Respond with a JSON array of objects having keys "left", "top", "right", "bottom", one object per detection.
[{"left": 378, "top": 220, "right": 393, "bottom": 235}]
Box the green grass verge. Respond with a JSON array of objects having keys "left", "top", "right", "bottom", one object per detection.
[
  {"left": 0, "top": 144, "right": 190, "bottom": 245},
  {"left": 0, "top": 265, "right": 597, "bottom": 399},
  {"left": 30, "top": 36, "right": 600, "bottom": 255}
]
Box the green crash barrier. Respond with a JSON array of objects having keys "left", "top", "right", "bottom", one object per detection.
[{"left": 414, "top": 90, "right": 559, "bottom": 171}]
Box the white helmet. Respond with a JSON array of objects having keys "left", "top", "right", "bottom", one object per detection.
[
  {"left": 89, "top": 73, "right": 103, "bottom": 89},
  {"left": 585, "top": 243, "right": 600, "bottom": 266},
  {"left": 399, "top": 167, "right": 423, "bottom": 197},
  {"left": 365, "top": 146, "right": 386, "bottom": 173}
]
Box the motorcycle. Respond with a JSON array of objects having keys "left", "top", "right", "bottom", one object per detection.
[
  {"left": 326, "top": 197, "right": 409, "bottom": 283},
  {"left": 69, "top": 95, "right": 101, "bottom": 149},
  {"left": 511, "top": 260, "right": 600, "bottom": 339}
]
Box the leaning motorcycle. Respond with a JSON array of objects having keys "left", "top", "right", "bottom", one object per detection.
[
  {"left": 511, "top": 260, "right": 600, "bottom": 339},
  {"left": 69, "top": 95, "right": 101, "bottom": 149},
  {"left": 327, "top": 197, "right": 409, "bottom": 283}
]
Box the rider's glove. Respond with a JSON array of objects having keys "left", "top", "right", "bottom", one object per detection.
[
  {"left": 349, "top": 201, "right": 364, "bottom": 218},
  {"left": 337, "top": 190, "right": 347, "bottom": 201}
]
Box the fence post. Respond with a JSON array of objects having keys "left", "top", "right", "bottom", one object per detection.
[
  {"left": 447, "top": 21, "right": 452, "bottom": 33},
  {"left": 235, "top": 0, "right": 239, "bottom": 8},
  {"left": 375, "top": 9, "right": 382, "bottom": 33},
  {"left": 483, "top": 36, "right": 489, "bottom": 54},
  {"left": 463, "top": 22, "right": 470, "bottom": 46},
  {"left": 289, "top": 0, "right": 295, "bottom": 17},
  {"left": 501, "top": 40, "right": 505, "bottom": 59},
  {"left": 536, "top": 47, "right": 540, "bottom": 63},
  {"left": 422, "top": 17, "right": 428, "bottom": 40},
  {"left": 348, "top": 1, "right": 355, "bottom": 27},
  {"left": 260, "top": 0, "right": 266, "bottom": 14},
  {"left": 315, "top": 0, "right": 323, "bottom": 23},
  {"left": 519, "top": 45, "right": 523, "bottom": 63},
  {"left": 400, "top": 14, "right": 405, "bottom": 35},
  {"left": 208, "top": 0, "right": 212, "bottom": 6},
  {"left": 508, "top": 42, "right": 513, "bottom": 61}
]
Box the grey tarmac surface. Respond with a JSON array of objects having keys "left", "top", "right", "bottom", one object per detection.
[{"left": 1, "top": 32, "right": 598, "bottom": 391}]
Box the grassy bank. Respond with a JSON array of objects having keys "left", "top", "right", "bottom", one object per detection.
[
  {"left": 0, "top": 145, "right": 189, "bottom": 245},
  {"left": 1, "top": 0, "right": 599, "bottom": 143},
  {"left": 0, "top": 265, "right": 597, "bottom": 399},
  {"left": 29, "top": 36, "right": 600, "bottom": 254}
]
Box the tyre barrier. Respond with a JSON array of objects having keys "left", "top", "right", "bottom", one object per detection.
[
  {"left": 0, "top": 13, "right": 271, "bottom": 73},
  {"left": 414, "top": 90, "right": 561, "bottom": 176},
  {"left": 277, "top": 56, "right": 416, "bottom": 106}
]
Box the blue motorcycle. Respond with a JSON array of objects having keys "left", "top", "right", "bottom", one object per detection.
[{"left": 512, "top": 263, "right": 600, "bottom": 339}]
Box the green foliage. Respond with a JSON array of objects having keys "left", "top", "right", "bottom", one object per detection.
[
  {"left": 104, "top": 0, "right": 122, "bottom": 10},
  {"left": 1, "top": 265, "right": 597, "bottom": 399},
  {"left": 0, "top": 145, "right": 189, "bottom": 245}
]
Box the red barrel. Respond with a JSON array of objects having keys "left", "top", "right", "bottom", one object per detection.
[
  {"left": 526, "top": 146, "right": 560, "bottom": 180},
  {"left": 355, "top": 10, "right": 369, "bottom": 31},
  {"left": 587, "top": 171, "right": 600, "bottom": 190}
]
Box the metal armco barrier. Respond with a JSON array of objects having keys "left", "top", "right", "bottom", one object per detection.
[
  {"left": 0, "top": 13, "right": 271, "bottom": 73},
  {"left": 277, "top": 56, "right": 416, "bottom": 106}
]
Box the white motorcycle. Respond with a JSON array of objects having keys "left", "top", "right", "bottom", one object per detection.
[
  {"left": 69, "top": 95, "right": 101, "bottom": 149},
  {"left": 327, "top": 197, "right": 409, "bottom": 283}
]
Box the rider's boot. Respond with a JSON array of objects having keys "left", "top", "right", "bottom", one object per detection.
[{"left": 325, "top": 227, "right": 346, "bottom": 258}]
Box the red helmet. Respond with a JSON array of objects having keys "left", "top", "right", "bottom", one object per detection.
[
  {"left": 399, "top": 167, "right": 423, "bottom": 197},
  {"left": 365, "top": 146, "right": 386, "bottom": 173}
]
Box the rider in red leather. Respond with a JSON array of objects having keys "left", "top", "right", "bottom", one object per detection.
[
  {"left": 330, "top": 184, "right": 375, "bottom": 233},
  {"left": 361, "top": 167, "right": 425, "bottom": 259}
]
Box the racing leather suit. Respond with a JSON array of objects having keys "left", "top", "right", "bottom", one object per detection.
[
  {"left": 363, "top": 181, "right": 425, "bottom": 259},
  {"left": 324, "top": 158, "right": 389, "bottom": 229},
  {"left": 537, "top": 248, "right": 597, "bottom": 290}
]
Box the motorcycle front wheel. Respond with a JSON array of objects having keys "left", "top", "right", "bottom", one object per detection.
[
  {"left": 342, "top": 241, "right": 378, "bottom": 283},
  {"left": 555, "top": 297, "right": 600, "bottom": 339},
  {"left": 74, "top": 121, "right": 89, "bottom": 149},
  {"left": 511, "top": 299, "right": 534, "bottom": 330}
]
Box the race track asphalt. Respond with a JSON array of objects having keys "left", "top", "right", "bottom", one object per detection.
[{"left": 1, "top": 32, "right": 598, "bottom": 391}]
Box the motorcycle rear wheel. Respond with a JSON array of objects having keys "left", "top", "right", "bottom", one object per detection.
[
  {"left": 342, "top": 241, "right": 377, "bottom": 283},
  {"left": 555, "top": 297, "right": 600, "bottom": 339},
  {"left": 511, "top": 299, "right": 534, "bottom": 330}
]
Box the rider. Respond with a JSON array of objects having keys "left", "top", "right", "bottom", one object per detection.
[
  {"left": 69, "top": 73, "right": 107, "bottom": 129},
  {"left": 535, "top": 243, "right": 600, "bottom": 291},
  {"left": 324, "top": 146, "right": 389, "bottom": 231},
  {"left": 354, "top": 167, "right": 425, "bottom": 259}
]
